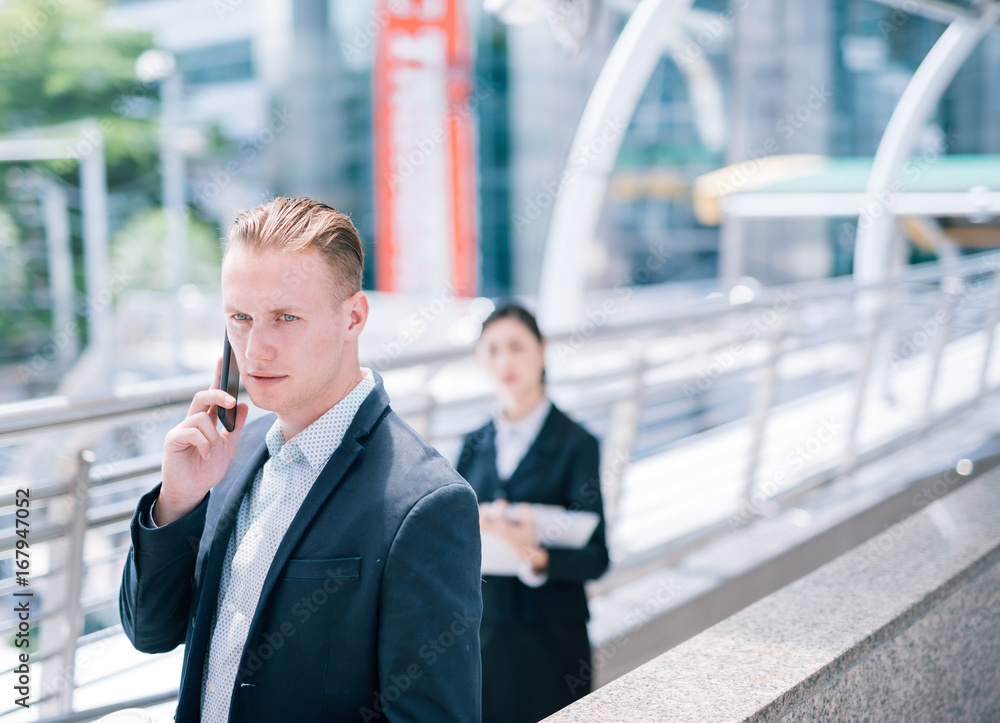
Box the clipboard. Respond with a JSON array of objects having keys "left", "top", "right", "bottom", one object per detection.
[{"left": 480, "top": 504, "right": 600, "bottom": 576}]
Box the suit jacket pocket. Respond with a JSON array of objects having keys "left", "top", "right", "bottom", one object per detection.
[{"left": 282, "top": 556, "right": 361, "bottom": 580}]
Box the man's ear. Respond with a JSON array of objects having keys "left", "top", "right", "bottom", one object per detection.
[{"left": 344, "top": 290, "right": 369, "bottom": 342}]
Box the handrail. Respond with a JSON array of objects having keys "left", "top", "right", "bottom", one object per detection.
[
  {"left": 2, "top": 252, "right": 990, "bottom": 437},
  {"left": 33, "top": 692, "right": 180, "bottom": 723},
  {"left": 5, "top": 250, "right": 1000, "bottom": 718}
]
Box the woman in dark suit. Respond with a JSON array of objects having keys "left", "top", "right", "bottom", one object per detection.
[{"left": 456, "top": 303, "right": 609, "bottom": 723}]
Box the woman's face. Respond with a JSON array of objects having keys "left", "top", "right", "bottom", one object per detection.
[{"left": 476, "top": 317, "right": 545, "bottom": 398}]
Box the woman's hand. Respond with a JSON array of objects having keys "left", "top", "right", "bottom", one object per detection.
[{"left": 479, "top": 500, "right": 549, "bottom": 573}]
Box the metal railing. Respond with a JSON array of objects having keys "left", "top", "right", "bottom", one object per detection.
[{"left": 4, "top": 250, "right": 1000, "bottom": 720}]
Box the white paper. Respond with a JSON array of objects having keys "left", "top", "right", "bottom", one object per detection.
[
  {"left": 531, "top": 505, "right": 600, "bottom": 548},
  {"left": 480, "top": 532, "right": 524, "bottom": 576},
  {"left": 480, "top": 504, "right": 600, "bottom": 576}
]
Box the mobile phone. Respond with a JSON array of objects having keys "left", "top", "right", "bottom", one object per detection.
[{"left": 218, "top": 332, "right": 239, "bottom": 432}]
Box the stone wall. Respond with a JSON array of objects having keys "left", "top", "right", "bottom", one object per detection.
[{"left": 546, "top": 468, "right": 1000, "bottom": 721}]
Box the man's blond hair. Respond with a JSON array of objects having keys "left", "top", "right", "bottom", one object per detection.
[{"left": 225, "top": 197, "right": 364, "bottom": 302}]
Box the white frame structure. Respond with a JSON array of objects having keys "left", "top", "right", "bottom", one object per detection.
[
  {"left": 0, "top": 120, "right": 111, "bottom": 395},
  {"left": 855, "top": 1, "right": 1000, "bottom": 286},
  {"left": 537, "top": 0, "right": 694, "bottom": 331},
  {"left": 536, "top": 0, "right": 1000, "bottom": 328}
]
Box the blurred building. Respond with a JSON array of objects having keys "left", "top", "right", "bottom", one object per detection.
[
  {"left": 105, "top": 0, "right": 1000, "bottom": 295},
  {"left": 106, "top": 0, "right": 376, "bottom": 281},
  {"left": 601, "top": 0, "right": 1000, "bottom": 287}
]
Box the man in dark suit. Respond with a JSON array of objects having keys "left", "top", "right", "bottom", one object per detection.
[{"left": 119, "top": 197, "right": 482, "bottom": 722}]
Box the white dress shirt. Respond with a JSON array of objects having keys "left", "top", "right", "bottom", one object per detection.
[
  {"left": 200, "top": 368, "right": 374, "bottom": 722},
  {"left": 492, "top": 395, "right": 552, "bottom": 587},
  {"left": 493, "top": 396, "right": 552, "bottom": 482}
]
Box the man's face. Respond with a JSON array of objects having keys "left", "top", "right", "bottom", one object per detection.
[{"left": 221, "top": 245, "right": 356, "bottom": 429}]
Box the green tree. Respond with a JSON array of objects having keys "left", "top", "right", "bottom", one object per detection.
[
  {"left": 0, "top": 0, "right": 158, "bottom": 185},
  {"left": 110, "top": 207, "right": 221, "bottom": 292}
]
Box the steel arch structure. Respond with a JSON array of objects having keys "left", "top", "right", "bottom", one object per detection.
[
  {"left": 855, "top": 0, "right": 1000, "bottom": 287},
  {"left": 536, "top": 0, "right": 1000, "bottom": 329}
]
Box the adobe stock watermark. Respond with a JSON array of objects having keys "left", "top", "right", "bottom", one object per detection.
[
  {"left": 212, "top": 0, "right": 250, "bottom": 20},
  {"left": 387, "top": 74, "right": 501, "bottom": 190},
  {"left": 512, "top": 116, "right": 628, "bottom": 231},
  {"left": 34, "top": 635, "right": 110, "bottom": 713},
  {"left": 564, "top": 576, "right": 682, "bottom": 695},
  {"left": 776, "top": 83, "right": 834, "bottom": 140},
  {"left": 673, "top": 0, "right": 749, "bottom": 68},
  {"left": 877, "top": 0, "right": 918, "bottom": 39},
  {"left": 193, "top": 106, "right": 296, "bottom": 210},
  {"left": 856, "top": 131, "right": 959, "bottom": 233},
  {"left": 17, "top": 267, "right": 133, "bottom": 384},
  {"left": 359, "top": 607, "right": 477, "bottom": 721},
  {"left": 89, "top": 402, "right": 178, "bottom": 488},
  {"left": 48, "top": 120, "right": 116, "bottom": 175},
  {"left": 683, "top": 288, "right": 798, "bottom": 402},
  {"left": 339, "top": 0, "right": 405, "bottom": 61},
  {"left": 235, "top": 566, "right": 356, "bottom": 687},
  {"left": 48, "top": 60, "right": 177, "bottom": 175},
  {"left": 110, "top": 80, "right": 158, "bottom": 119},
  {"left": 714, "top": 85, "right": 833, "bottom": 197},
  {"left": 370, "top": 283, "right": 456, "bottom": 370},
  {"left": 838, "top": 131, "right": 961, "bottom": 250},
  {"left": 526, "top": 467, "right": 606, "bottom": 549},
  {"left": 729, "top": 416, "right": 843, "bottom": 529},
  {"left": 553, "top": 243, "right": 672, "bottom": 361},
  {"left": 889, "top": 254, "right": 1000, "bottom": 368},
  {"left": 6, "top": 0, "right": 72, "bottom": 55},
  {"left": 542, "top": 0, "right": 596, "bottom": 55},
  {"left": 853, "top": 466, "right": 963, "bottom": 571}
]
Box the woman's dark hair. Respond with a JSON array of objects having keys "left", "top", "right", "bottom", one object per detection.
[
  {"left": 480, "top": 302, "right": 544, "bottom": 342},
  {"left": 478, "top": 302, "right": 546, "bottom": 383}
]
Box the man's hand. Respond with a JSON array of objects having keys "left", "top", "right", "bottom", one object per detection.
[
  {"left": 479, "top": 500, "right": 549, "bottom": 573},
  {"left": 155, "top": 356, "right": 249, "bottom": 526}
]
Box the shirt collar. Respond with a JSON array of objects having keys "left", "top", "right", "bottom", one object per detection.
[
  {"left": 265, "top": 367, "right": 375, "bottom": 471},
  {"left": 494, "top": 395, "right": 551, "bottom": 438}
]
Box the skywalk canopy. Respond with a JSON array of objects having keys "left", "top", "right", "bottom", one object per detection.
[{"left": 692, "top": 154, "right": 1000, "bottom": 227}]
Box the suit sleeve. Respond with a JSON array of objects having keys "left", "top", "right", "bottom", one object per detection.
[
  {"left": 545, "top": 433, "right": 610, "bottom": 583},
  {"left": 454, "top": 435, "right": 473, "bottom": 478},
  {"left": 119, "top": 484, "right": 208, "bottom": 654},
  {"left": 377, "top": 481, "right": 483, "bottom": 723},
  {"left": 455, "top": 426, "right": 490, "bottom": 484}
]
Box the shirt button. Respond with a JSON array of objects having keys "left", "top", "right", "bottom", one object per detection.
[
  {"left": 253, "top": 525, "right": 263, "bottom": 537},
  {"left": 208, "top": 683, "right": 217, "bottom": 693},
  {"left": 227, "top": 603, "right": 236, "bottom": 612}
]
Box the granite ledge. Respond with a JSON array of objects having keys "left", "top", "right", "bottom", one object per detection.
[{"left": 545, "top": 467, "right": 1000, "bottom": 722}]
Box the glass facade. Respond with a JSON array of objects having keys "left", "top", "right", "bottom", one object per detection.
[
  {"left": 104, "top": 0, "right": 1000, "bottom": 295},
  {"left": 588, "top": 0, "right": 1000, "bottom": 288}
]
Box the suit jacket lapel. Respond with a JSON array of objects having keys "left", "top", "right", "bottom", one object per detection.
[
  {"left": 501, "top": 405, "right": 561, "bottom": 499},
  {"left": 482, "top": 422, "right": 503, "bottom": 500}
]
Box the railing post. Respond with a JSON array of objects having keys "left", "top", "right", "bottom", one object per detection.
[
  {"left": 741, "top": 329, "right": 785, "bottom": 506},
  {"left": 41, "top": 449, "right": 93, "bottom": 715},
  {"left": 921, "top": 287, "right": 960, "bottom": 431},
  {"left": 601, "top": 342, "right": 647, "bottom": 542},
  {"left": 840, "top": 296, "right": 889, "bottom": 475},
  {"left": 977, "top": 274, "right": 1000, "bottom": 397}
]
